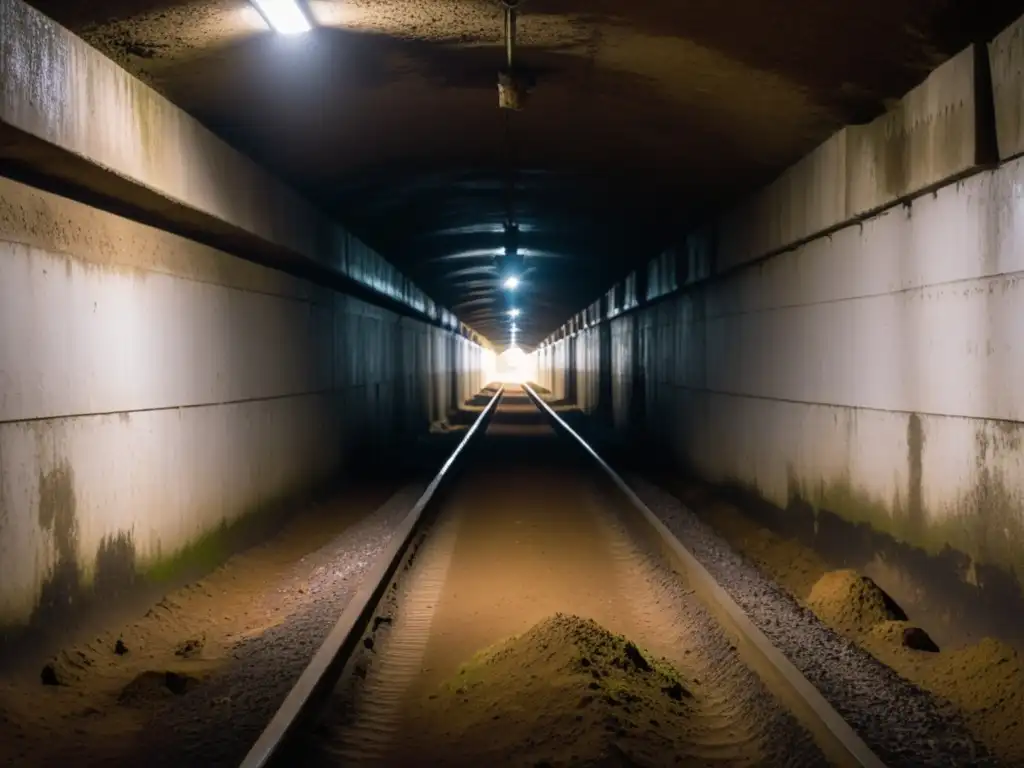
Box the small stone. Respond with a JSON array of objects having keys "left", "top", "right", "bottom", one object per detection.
[
  {"left": 174, "top": 636, "right": 205, "bottom": 658},
  {"left": 114, "top": 638, "right": 129, "bottom": 656},
  {"left": 902, "top": 627, "right": 940, "bottom": 653}
]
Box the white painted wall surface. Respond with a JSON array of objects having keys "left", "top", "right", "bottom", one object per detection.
[
  {"left": 0, "top": 178, "right": 486, "bottom": 628},
  {"left": 631, "top": 158, "right": 1024, "bottom": 576},
  {"left": 534, "top": 159, "right": 1024, "bottom": 579}
]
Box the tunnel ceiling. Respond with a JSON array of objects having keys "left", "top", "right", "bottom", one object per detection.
[{"left": 25, "top": 0, "right": 1022, "bottom": 347}]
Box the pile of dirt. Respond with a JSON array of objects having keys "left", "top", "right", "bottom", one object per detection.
[
  {"left": 701, "top": 502, "right": 828, "bottom": 599},
  {"left": 806, "top": 570, "right": 906, "bottom": 635},
  {"left": 118, "top": 670, "right": 202, "bottom": 706},
  {"left": 39, "top": 647, "right": 98, "bottom": 687},
  {"left": 668, "top": 479, "right": 1024, "bottom": 764},
  {"left": 406, "top": 614, "right": 699, "bottom": 767},
  {"left": 875, "top": 636, "right": 1024, "bottom": 764}
]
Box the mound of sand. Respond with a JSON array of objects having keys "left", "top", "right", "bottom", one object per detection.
[
  {"left": 893, "top": 637, "right": 1024, "bottom": 762},
  {"left": 40, "top": 647, "right": 98, "bottom": 686},
  {"left": 406, "top": 614, "right": 699, "bottom": 767},
  {"left": 118, "top": 670, "right": 202, "bottom": 706},
  {"left": 807, "top": 570, "right": 906, "bottom": 635}
]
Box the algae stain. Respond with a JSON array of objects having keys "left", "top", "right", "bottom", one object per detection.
[
  {"left": 93, "top": 531, "right": 137, "bottom": 597},
  {"left": 781, "top": 417, "right": 1024, "bottom": 590},
  {"left": 38, "top": 462, "right": 77, "bottom": 568},
  {"left": 955, "top": 422, "right": 1024, "bottom": 581},
  {"left": 33, "top": 461, "right": 81, "bottom": 619}
]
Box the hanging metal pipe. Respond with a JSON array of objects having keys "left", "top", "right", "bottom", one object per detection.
[{"left": 502, "top": 0, "right": 519, "bottom": 69}]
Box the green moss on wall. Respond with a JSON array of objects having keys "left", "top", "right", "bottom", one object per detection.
[
  {"left": 139, "top": 483, "right": 316, "bottom": 585},
  {"left": 783, "top": 461, "right": 1024, "bottom": 586}
]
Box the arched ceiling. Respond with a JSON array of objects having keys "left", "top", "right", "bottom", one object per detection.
[{"left": 26, "top": 0, "right": 1022, "bottom": 347}]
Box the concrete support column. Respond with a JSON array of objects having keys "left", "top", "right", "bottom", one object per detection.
[{"left": 597, "top": 321, "right": 614, "bottom": 426}]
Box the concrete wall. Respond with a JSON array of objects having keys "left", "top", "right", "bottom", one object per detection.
[
  {"left": 716, "top": 43, "right": 994, "bottom": 273},
  {"left": 536, "top": 15, "right": 1024, "bottom": 641},
  {"left": 0, "top": 0, "right": 481, "bottom": 341},
  {"left": 0, "top": 175, "right": 487, "bottom": 633},
  {"left": 990, "top": 14, "right": 1024, "bottom": 161}
]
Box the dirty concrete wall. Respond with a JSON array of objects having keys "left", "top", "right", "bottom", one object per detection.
[
  {"left": 536, "top": 22, "right": 1024, "bottom": 643},
  {"left": 539, "top": 155, "right": 1024, "bottom": 642},
  {"left": 0, "top": 175, "right": 486, "bottom": 633},
  {"left": 0, "top": 0, "right": 454, "bottom": 325},
  {"left": 716, "top": 42, "right": 994, "bottom": 273},
  {"left": 990, "top": 14, "right": 1024, "bottom": 161},
  {"left": 636, "top": 156, "right": 1024, "bottom": 642}
]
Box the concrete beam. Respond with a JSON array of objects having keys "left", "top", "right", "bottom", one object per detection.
[
  {"left": 0, "top": 0, "right": 466, "bottom": 334},
  {"left": 844, "top": 43, "right": 996, "bottom": 216},
  {"left": 717, "top": 44, "right": 996, "bottom": 272},
  {"left": 989, "top": 13, "right": 1024, "bottom": 161}
]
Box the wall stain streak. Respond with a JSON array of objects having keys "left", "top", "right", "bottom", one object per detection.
[
  {"left": 32, "top": 461, "right": 80, "bottom": 625},
  {"left": 907, "top": 412, "right": 925, "bottom": 534},
  {"left": 93, "top": 531, "right": 137, "bottom": 598}
]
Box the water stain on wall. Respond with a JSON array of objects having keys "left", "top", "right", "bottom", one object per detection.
[
  {"left": 23, "top": 461, "right": 139, "bottom": 644},
  {"left": 680, "top": 465, "right": 1024, "bottom": 649},
  {"left": 32, "top": 462, "right": 80, "bottom": 625},
  {"left": 956, "top": 422, "right": 1024, "bottom": 585},
  {"left": 906, "top": 411, "right": 925, "bottom": 534},
  {"left": 719, "top": 427, "right": 1024, "bottom": 648},
  {"left": 94, "top": 531, "right": 137, "bottom": 598}
]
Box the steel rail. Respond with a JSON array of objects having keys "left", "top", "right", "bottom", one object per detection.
[
  {"left": 521, "top": 383, "right": 887, "bottom": 768},
  {"left": 239, "top": 385, "right": 505, "bottom": 768}
]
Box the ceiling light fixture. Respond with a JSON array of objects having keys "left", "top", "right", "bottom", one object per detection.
[
  {"left": 250, "top": 0, "right": 312, "bottom": 34},
  {"left": 503, "top": 275, "right": 520, "bottom": 290},
  {"left": 508, "top": 308, "right": 520, "bottom": 318}
]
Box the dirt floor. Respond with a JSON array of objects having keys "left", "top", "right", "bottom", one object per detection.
[
  {"left": 666, "top": 480, "right": 1024, "bottom": 767},
  {"left": 305, "top": 390, "right": 821, "bottom": 767},
  {"left": 0, "top": 481, "right": 407, "bottom": 768}
]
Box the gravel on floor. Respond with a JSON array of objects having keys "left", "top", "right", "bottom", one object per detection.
[
  {"left": 624, "top": 473, "right": 998, "bottom": 768},
  {"left": 136, "top": 482, "right": 428, "bottom": 768}
]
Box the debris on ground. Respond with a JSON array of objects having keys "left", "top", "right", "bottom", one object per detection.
[
  {"left": 807, "top": 569, "right": 906, "bottom": 635},
  {"left": 405, "top": 614, "right": 701, "bottom": 766},
  {"left": 174, "top": 636, "right": 205, "bottom": 658}
]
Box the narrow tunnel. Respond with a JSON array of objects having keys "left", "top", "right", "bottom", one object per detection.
[{"left": 2, "top": 0, "right": 1024, "bottom": 766}]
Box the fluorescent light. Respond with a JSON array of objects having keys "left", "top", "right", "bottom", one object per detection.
[
  {"left": 503, "top": 276, "right": 520, "bottom": 290},
  {"left": 251, "top": 0, "right": 312, "bottom": 34}
]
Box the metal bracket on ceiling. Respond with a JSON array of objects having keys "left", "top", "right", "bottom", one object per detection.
[{"left": 494, "top": 222, "right": 525, "bottom": 276}]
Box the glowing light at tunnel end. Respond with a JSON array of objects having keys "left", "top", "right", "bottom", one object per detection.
[
  {"left": 503, "top": 276, "right": 520, "bottom": 290},
  {"left": 495, "top": 345, "right": 534, "bottom": 384},
  {"left": 250, "top": 0, "right": 312, "bottom": 34}
]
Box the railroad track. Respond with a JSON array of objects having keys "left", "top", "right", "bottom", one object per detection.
[{"left": 238, "top": 384, "right": 886, "bottom": 768}]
